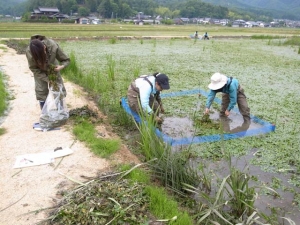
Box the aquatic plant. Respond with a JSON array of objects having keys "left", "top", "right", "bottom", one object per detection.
[{"left": 47, "top": 64, "right": 59, "bottom": 91}]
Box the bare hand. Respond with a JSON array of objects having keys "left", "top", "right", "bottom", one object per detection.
[
  {"left": 225, "top": 110, "right": 230, "bottom": 116},
  {"left": 204, "top": 108, "right": 210, "bottom": 114},
  {"left": 54, "top": 65, "right": 64, "bottom": 72},
  {"left": 160, "top": 106, "right": 165, "bottom": 114}
]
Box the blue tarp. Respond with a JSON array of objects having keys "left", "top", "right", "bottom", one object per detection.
[{"left": 121, "top": 89, "right": 275, "bottom": 146}]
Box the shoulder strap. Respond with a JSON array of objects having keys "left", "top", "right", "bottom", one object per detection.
[{"left": 143, "top": 76, "right": 153, "bottom": 91}]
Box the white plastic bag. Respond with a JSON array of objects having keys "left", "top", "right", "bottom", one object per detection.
[{"left": 39, "top": 84, "right": 69, "bottom": 130}]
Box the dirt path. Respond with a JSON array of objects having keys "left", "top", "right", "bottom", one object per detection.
[{"left": 0, "top": 45, "right": 138, "bottom": 225}]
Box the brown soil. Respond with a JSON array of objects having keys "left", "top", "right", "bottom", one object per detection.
[{"left": 0, "top": 44, "right": 139, "bottom": 224}]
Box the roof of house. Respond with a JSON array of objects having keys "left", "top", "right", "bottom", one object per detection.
[{"left": 37, "top": 7, "right": 59, "bottom": 13}]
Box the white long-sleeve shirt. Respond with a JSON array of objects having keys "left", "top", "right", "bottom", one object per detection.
[{"left": 135, "top": 75, "right": 158, "bottom": 114}]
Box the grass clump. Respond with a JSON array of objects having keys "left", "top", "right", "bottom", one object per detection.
[
  {"left": 72, "top": 118, "right": 120, "bottom": 158},
  {"left": 120, "top": 164, "right": 195, "bottom": 224},
  {"left": 145, "top": 186, "right": 194, "bottom": 225},
  {"left": 5, "top": 39, "right": 28, "bottom": 54},
  {"left": 284, "top": 36, "right": 300, "bottom": 46},
  {"left": 108, "top": 37, "right": 117, "bottom": 44},
  {"left": 135, "top": 114, "right": 200, "bottom": 192},
  {"left": 251, "top": 35, "right": 282, "bottom": 39},
  {"left": 0, "top": 71, "right": 7, "bottom": 116},
  {"left": 0, "top": 128, "right": 6, "bottom": 135},
  {"left": 69, "top": 106, "right": 120, "bottom": 158},
  {"left": 106, "top": 54, "right": 116, "bottom": 81},
  {"left": 119, "top": 164, "right": 151, "bottom": 184}
]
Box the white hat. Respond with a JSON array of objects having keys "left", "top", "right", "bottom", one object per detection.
[{"left": 208, "top": 73, "right": 228, "bottom": 90}]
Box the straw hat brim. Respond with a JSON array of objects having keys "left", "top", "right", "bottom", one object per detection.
[{"left": 208, "top": 74, "right": 228, "bottom": 90}]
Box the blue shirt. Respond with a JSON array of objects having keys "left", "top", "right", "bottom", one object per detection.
[
  {"left": 135, "top": 75, "right": 158, "bottom": 114},
  {"left": 205, "top": 77, "right": 239, "bottom": 111}
]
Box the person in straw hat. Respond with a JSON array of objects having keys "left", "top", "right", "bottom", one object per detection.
[{"left": 204, "top": 72, "right": 251, "bottom": 125}]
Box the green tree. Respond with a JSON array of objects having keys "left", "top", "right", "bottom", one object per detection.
[
  {"left": 22, "top": 11, "right": 31, "bottom": 21},
  {"left": 85, "top": 0, "right": 98, "bottom": 12},
  {"left": 118, "top": 2, "right": 133, "bottom": 18},
  {"left": 60, "top": 0, "right": 77, "bottom": 14},
  {"left": 155, "top": 6, "right": 171, "bottom": 18},
  {"left": 78, "top": 6, "right": 90, "bottom": 16},
  {"left": 171, "top": 9, "right": 180, "bottom": 19},
  {"left": 123, "top": 0, "right": 157, "bottom": 16},
  {"left": 98, "top": 0, "right": 118, "bottom": 18}
]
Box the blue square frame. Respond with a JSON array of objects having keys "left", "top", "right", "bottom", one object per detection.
[{"left": 121, "top": 89, "right": 275, "bottom": 146}]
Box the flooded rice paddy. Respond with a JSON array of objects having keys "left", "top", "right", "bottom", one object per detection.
[
  {"left": 60, "top": 38, "right": 300, "bottom": 223},
  {"left": 161, "top": 112, "right": 299, "bottom": 223}
]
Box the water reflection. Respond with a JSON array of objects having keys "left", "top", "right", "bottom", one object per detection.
[{"left": 220, "top": 117, "right": 250, "bottom": 134}]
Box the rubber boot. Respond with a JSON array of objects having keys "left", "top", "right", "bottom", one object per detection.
[{"left": 39, "top": 101, "right": 45, "bottom": 110}]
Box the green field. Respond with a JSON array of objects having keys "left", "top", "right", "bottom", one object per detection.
[{"left": 0, "top": 22, "right": 300, "bottom": 39}]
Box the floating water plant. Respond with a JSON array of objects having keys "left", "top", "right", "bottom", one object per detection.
[
  {"left": 47, "top": 64, "right": 59, "bottom": 91},
  {"left": 194, "top": 113, "right": 221, "bottom": 135}
]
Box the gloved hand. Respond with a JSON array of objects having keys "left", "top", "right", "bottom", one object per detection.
[
  {"left": 160, "top": 105, "right": 165, "bottom": 114},
  {"left": 155, "top": 116, "right": 163, "bottom": 124}
]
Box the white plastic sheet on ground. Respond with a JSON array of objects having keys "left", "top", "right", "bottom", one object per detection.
[{"left": 13, "top": 148, "right": 74, "bottom": 168}]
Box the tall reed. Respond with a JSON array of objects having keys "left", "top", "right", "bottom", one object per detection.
[
  {"left": 106, "top": 54, "right": 116, "bottom": 81},
  {"left": 135, "top": 112, "right": 200, "bottom": 191}
]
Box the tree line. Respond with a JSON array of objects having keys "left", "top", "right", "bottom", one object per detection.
[{"left": 0, "top": 0, "right": 274, "bottom": 22}]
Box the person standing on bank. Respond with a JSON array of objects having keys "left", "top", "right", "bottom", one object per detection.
[
  {"left": 127, "top": 72, "right": 170, "bottom": 123},
  {"left": 194, "top": 31, "right": 198, "bottom": 39},
  {"left": 26, "top": 34, "right": 70, "bottom": 109},
  {"left": 204, "top": 72, "right": 251, "bottom": 125}
]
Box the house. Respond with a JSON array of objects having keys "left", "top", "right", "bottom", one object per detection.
[
  {"left": 220, "top": 19, "right": 229, "bottom": 26},
  {"left": 31, "top": 7, "right": 59, "bottom": 19},
  {"left": 180, "top": 18, "right": 190, "bottom": 24},
  {"left": 246, "top": 21, "right": 259, "bottom": 27},
  {"left": 232, "top": 19, "right": 246, "bottom": 27},
  {"left": 270, "top": 21, "right": 280, "bottom": 27},
  {"left": 130, "top": 12, "right": 157, "bottom": 25},
  {"left": 211, "top": 19, "right": 221, "bottom": 25},
  {"left": 173, "top": 18, "right": 184, "bottom": 25},
  {"left": 123, "top": 19, "right": 133, "bottom": 23},
  {"left": 75, "top": 17, "right": 89, "bottom": 24},
  {"left": 202, "top": 18, "right": 211, "bottom": 24},
  {"left": 257, "top": 21, "right": 265, "bottom": 27},
  {"left": 49, "top": 14, "right": 69, "bottom": 22}
]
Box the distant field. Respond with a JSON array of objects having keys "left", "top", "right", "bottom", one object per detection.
[{"left": 0, "top": 22, "right": 299, "bottom": 39}]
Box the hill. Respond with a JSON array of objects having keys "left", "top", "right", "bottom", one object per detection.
[
  {"left": 200, "top": 0, "right": 300, "bottom": 20},
  {"left": 155, "top": 0, "right": 300, "bottom": 20},
  {"left": 0, "top": 0, "right": 27, "bottom": 16}
]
